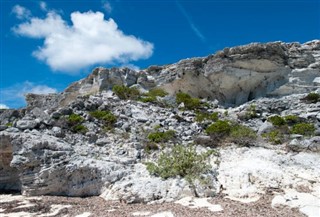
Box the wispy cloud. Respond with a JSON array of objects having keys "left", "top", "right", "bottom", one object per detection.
[
  {"left": 39, "top": 1, "right": 48, "bottom": 12},
  {"left": 12, "top": 5, "right": 31, "bottom": 20},
  {"left": 102, "top": 0, "right": 112, "bottom": 14},
  {"left": 12, "top": 6, "right": 153, "bottom": 74},
  {"left": 0, "top": 81, "right": 57, "bottom": 108},
  {"left": 175, "top": 1, "right": 206, "bottom": 42}
]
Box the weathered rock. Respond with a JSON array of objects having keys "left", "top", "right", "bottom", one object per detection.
[{"left": 16, "top": 118, "right": 38, "bottom": 130}]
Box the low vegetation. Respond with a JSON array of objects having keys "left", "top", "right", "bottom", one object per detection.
[
  {"left": 72, "top": 124, "right": 88, "bottom": 134},
  {"left": 229, "top": 124, "right": 257, "bottom": 146},
  {"left": 268, "top": 115, "right": 286, "bottom": 127},
  {"left": 195, "top": 111, "right": 219, "bottom": 122},
  {"left": 262, "top": 130, "right": 284, "bottom": 145},
  {"left": 147, "top": 130, "right": 176, "bottom": 143},
  {"left": 89, "top": 110, "right": 117, "bottom": 127},
  {"left": 206, "top": 120, "right": 257, "bottom": 146},
  {"left": 291, "top": 123, "right": 315, "bottom": 136},
  {"left": 139, "top": 88, "right": 168, "bottom": 103},
  {"left": 205, "top": 120, "right": 231, "bottom": 137},
  {"left": 112, "top": 85, "right": 140, "bottom": 100},
  {"left": 67, "top": 113, "right": 84, "bottom": 125},
  {"left": 145, "top": 144, "right": 215, "bottom": 183},
  {"left": 301, "top": 92, "right": 320, "bottom": 103},
  {"left": 67, "top": 113, "right": 88, "bottom": 134},
  {"left": 244, "top": 104, "right": 259, "bottom": 119},
  {"left": 176, "top": 92, "right": 201, "bottom": 110}
]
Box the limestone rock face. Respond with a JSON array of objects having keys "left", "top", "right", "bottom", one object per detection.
[{"left": 24, "top": 40, "right": 320, "bottom": 110}]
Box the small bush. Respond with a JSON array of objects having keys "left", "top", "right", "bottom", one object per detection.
[
  {"left": 112, "top": 85, "right": 140, "bottom": 100},
  {"left": 245, "top": 104, "right": 259, "bottom": 119},
  {"left": 268, "top": 115, "right": 286, "bottom": 127},
  {"left": 291, "top": 123, "right": 315, "bottom": 136},
  {"left": 229, "top": 124, "right": 257, "bottom": 146},
  {"left": 68, "top": 113, "right": 84, "bottom": 125},
  {"left": 139, "top": 88, "right": 168, "bottom": 104},
  {"left": 144, "top": 142, "right": 159, "bottom": 153},
  {"left": 206, "top": 120, "right": 231, "bottom": 137},
  {"left": 195, "top": 111, "right": 219, "bottom": 122},
  {"left": 5, "top": 122, "right": 13, "bottom": 127},
  {"left": 302, "top": 92, "right": 320, "bottom": 103},
  {"left": 89, "top": 110, "right": 117, "bottom": 126},
  {"left": 139, "top": 96, "right": 157, "bottom": 103},
  {"left": 147, "top": 88, "right": 168, "bottom": 97},
  {"left": 145, "top": 145, "right": 215, "bottom": 182},
  {"left": 176, "top": 92, "right": 201, "bottom": 110},
  {"left": 262, "top": 130, "right": 284, "bottom": 144},
  {"left": 72, "top": 124, "right": 88, "bottom": 134},
  {"left": 284, "top": 115, "right": 299, "bottom": 125},
  {"left": 148, "top": 130, "right": 176, "bottom": 143}
]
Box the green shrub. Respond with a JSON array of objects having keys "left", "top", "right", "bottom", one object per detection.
[
  {"left": 112, "top": 85, "right": 140, "bottom": 100},
  {"left": 139, "top": 96, "right": 157, "bottom": 103},
  {"left": 147, "top": 88, "right": 168, "bottom": 97},
  {"left": 72, "top": 124, "right": 88, "bottom": 134},
  {"left": 284, "top": 115, "right": 299, "bottom": 125},
  {"left": 268, "top": 115, "right": 286, "bottom": 127},
  {"left": 245, "top": 104, "right": 259, "bottom": 119},
  {"left": 206, "top": 120, "right": 231, "bottom": 137},
  {"left": 68, "top": 113, "right": 84, "bottom": 125},
  {"left": 262, "top": 130, "right": 284, "bottom": 144},
  {"left": 229, "top": 124, "right": 257, "bottom": 146},
  {"left": 5, "top": 122, "right": 13, "bottom": 127},
  {"left": 302, "top": 92, "right": 320, "bottom": 103},
  {"left": 89, "top": 110, "right": 117, "bottom": 126},
  {"left": 145, "top": 145, "right": 215, "bottom": 182},
  {"left": 144, "top": 142, "right": 159, "bottom": 153},
  {"left": 176, "top": 92, "right": 201, "bottom": 110},
  {"left": 195, "top": 111, "right": 219, "bottom": 122},
  {"left": 148, "top": 130, "right": 176, "bottom": 143},
  {"left": 291, "top": 123, "right": 315, "bottom": 136}
]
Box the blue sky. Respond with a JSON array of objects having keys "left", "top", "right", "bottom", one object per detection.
[{"left": 1, "top": 0, "right": 319, "bottom": 108}]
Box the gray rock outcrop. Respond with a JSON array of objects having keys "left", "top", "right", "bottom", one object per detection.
[{"left": 1, "top": 40, "right": 320, "bottom": 209}]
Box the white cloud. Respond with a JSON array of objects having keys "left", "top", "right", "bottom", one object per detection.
[
  {"left": 12, "top": 10, "right": 153, "bottom": 74},
  {"left": 0, "top": 104, "right": 9, "bottom": 109},
  {"left": 102, "top": 1, "right": 112, "bottom": 14},
  {"left": 0, "top": 81, "right": 57, "bottom": 108},
  {"left": 12, "top": 5, "right": 31, "bottom": 20},
  {"left": 39, "top": 1, "right": 48, "bottom": 11}
]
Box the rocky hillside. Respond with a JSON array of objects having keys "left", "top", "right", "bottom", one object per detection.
[{"left": 1, "top": 40, "right": 320, "bottom": 216}]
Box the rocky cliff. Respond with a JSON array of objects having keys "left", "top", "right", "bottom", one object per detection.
[{"left": 1, "top": 40, "right": 320, "bottom": 216}]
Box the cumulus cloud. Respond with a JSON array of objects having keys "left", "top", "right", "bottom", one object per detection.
[
  {"left": 102, "top": 1, "right": 112, "bottom": 14},
  {"left": 12, "top": 9, "right": 153, "bottom": 73},
  {"left": 0, "top": 104, "right": 9, "bottom": 109},
  {"left": 0, "top": 81, "right": 57, "bottom": 108},
  {"left": 12, "top": 5, "right": 31, "bottom": 20}
]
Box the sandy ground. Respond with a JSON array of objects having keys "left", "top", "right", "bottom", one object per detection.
[{"left": 0, "top": 192, "right": 306, "bottom": 217}]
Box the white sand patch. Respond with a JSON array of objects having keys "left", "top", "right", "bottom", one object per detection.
[
  {"left": 272, "top": 189, "right": 320, "bottom": 217},
  {"left": 175, "top": 196, "right": 223, "bottom": 212},
  {"left": 225, "top": 196, "right": 260, "bottom": 203},
  {"left": 132, "top": 211, "right": 152, "bottom": 216},
  {"left": 150, "top": 211, "right": 174, "bottom": 217},
  {"left": 75, "top": 212, "right": 92, "bottom": 217}
]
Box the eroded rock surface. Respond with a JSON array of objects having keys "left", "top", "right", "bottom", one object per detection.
[{"left": 1, "top": 41, "right": 320, "bottom": 216}]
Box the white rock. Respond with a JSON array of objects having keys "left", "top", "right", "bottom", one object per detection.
[
  {"left": 272, "top": 189, "right": 320, "bottom": 217},
  {"left": 175, "top": 196, "right": 223, "bottom": 212}
]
